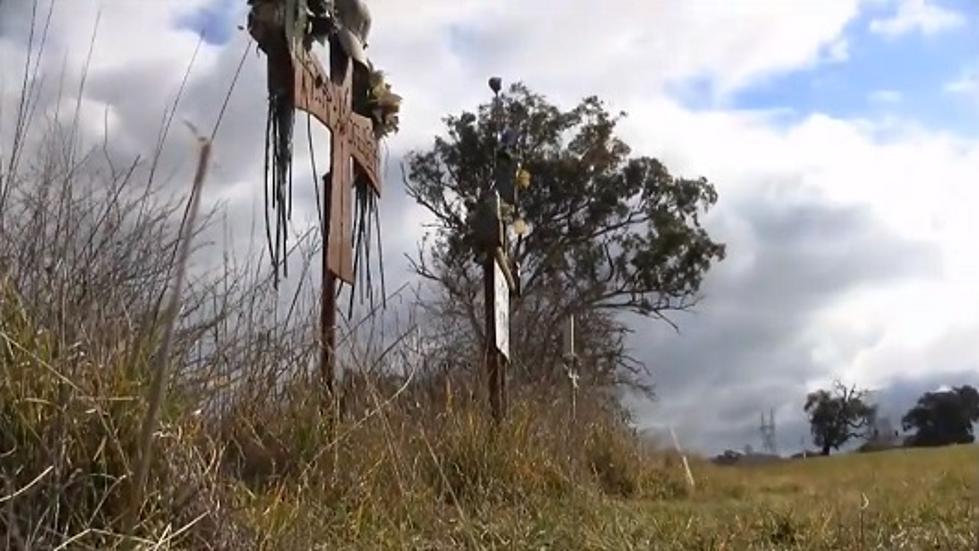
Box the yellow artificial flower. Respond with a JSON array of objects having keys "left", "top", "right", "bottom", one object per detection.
[
  {"left": 512, "top": 218, "right": 529, "bottom": 236},
  {"left": 516, "top": 168, "right": 532, "bottom": 189}
]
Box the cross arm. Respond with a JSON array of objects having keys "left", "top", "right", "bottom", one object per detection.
[{"left": 293, "top": 52, "right": 381, "bottom": 193}]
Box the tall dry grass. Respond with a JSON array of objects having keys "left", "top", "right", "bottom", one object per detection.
[
  {"left": 0, "top": 109, "right": 684, "bottom": 550},
  {"left": 0, "top": 10, "right": 689, "bottom": 546}
]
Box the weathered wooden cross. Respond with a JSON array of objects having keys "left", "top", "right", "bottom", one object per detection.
[
  {"left": 301, "top": 42, "right": 380, "bottom": 393},
  {"left": 293, "top": 47, "right": 381, "bottom": 283},
  {"left": 248, "top": 0, "right": 389, "bottom": 393}
]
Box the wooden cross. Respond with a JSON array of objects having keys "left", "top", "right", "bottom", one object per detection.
[
  {"left": 248, "top": 0, "right": 386, "bottom": 395},
  {"left": 292, "top": 41, "right": 381, "bottom": 283}
]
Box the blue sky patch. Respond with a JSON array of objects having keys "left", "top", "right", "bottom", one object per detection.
[
  {"left": 669, "top": 1, "right": 979, "bottom": 138},
  {"left": 174, "top": 0, "right": 239, "bottom": 46}
]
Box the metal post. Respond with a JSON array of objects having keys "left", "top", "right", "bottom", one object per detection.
[
  {"left": 484, "top": 76, "right": 508, "bottom": 424},
  {"left": 500, "top": 338, "right": 508, "bottom": 418},
  {"left": 321, "top": 273, "right": 337, "bottom": 393},
  {"left": 670, "top": 426, "right": 697, "bottom": 492},
  {"left": 321, "top": 173, "right": 336, "bottom": 396},
  {"left": 570, "top": 354, "right": 578, "bottom": 423},
  {"left": 569, "top": 364, "right": 578, "bottom": 423},
  {"left": 321, "top": 173, "right": 340, "bottom": 485},
  {"left": 484, "top": 254, "right": 502, "bottom": 423}
]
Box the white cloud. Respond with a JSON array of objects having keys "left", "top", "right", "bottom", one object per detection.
[
  {"left": 869, "top": 0, "right": 965, "bottom": 38},
  {"left": 945, "top": 77, "right": 978, "bottom": 94},
  {"left": 944, "top": 68, "right": 979, "bottom": 101},
  {"left": 617, "top": 99, "right": 979, "bottom": 450},
  {"left": 869, "top": 89, "right": 903, "bottom": 103},
  {"left": 368, "top": 0, "right": 863, "bottom": 108},
  {"left": 621, "top": 101, "right": 979, "bottom": 311},
  {"left": 3, "top": 0, "right": 978, "bottom": 453},
  {"left": 827, "top": 38, "right": 851, "bottom": 63}
]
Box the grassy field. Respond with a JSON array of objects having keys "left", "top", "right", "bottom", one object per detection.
[
  {"left": 216, "top": 432, "right": 975, "bottom": 550},
  {"left": 307, "top": 445, "right": 976, "bottom": 550},
  {"left": 581, "top": 445, "right": 978, "bottom": 550}
]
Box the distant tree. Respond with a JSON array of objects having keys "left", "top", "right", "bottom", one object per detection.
[
  {"left": 804, "top": 381, "right": 877, "bottom": 456},
  {"left": 404, "top": 83, "right": 725, "bottom": 394},
  {"left": 901, "top": 385, "right": 979, "bottom": 447}
]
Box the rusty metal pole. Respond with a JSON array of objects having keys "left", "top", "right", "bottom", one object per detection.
[
  {"left": 500, "top": 335, "right": 508, "bottom": 419},
  {"left": 500, "top": 284, "right": 508, "bottom": 419},
  {"left": 321, "top": 172, "right": 336, "bottom": 396},
  {"left": 321, "top": 271, "right": 337, "bottom": 394},
  {"left": 484, "top": 254, "right": 502, "bottom": 423},
  {"left": 482, "top": 76, "right": 514, "bottom": 424}
]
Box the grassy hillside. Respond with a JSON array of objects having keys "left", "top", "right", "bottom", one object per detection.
[
  {"left": 1, "top": 292, "right": 973, "bottom": 551},
  {"left": 0, "top": 131, "right": 974, "bottom": 550}
]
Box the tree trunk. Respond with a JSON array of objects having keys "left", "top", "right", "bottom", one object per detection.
[{"left": 821, "top": 444, "right": 831, "bottom": 456}]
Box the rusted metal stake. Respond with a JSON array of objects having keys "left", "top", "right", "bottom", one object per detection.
[
  {"left": 321, "top": 269, "right": 337, "bottom": 395},
  {"left": 484, "top": 254, "right": 503, "bottom": 423},
  {"left": 484, "top": 249, "right": 511, "bottom": 424},
  {"left": 321, "top": 172, "right": 337, "bottom": 396},
  {"left": 321, "top": 172, "right": 339, "bottom": 487}
]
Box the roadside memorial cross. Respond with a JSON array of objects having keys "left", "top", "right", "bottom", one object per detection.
[
  {"left": 247, "top": 0, "right": 400, "bottom": 391},
  {"left": 248, "top": 0, "right": 396, "bottom": 284},
  {"left": 293, "top": 48, "right": 381, "bottom": 283}
]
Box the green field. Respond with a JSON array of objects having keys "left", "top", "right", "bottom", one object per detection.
[
  {"left": 391, "top": 445, "right": 977, "bottom": 550},
  {"left": 577, "top": 446, "right": 978, "bottom": 550},
  {"left": 242, "top": 439, "right": 977, "bottom": 550}
]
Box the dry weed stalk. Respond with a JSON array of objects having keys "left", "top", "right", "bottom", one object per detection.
[{"left": 126, "top": 128, "right": 212, "bottom": 537}]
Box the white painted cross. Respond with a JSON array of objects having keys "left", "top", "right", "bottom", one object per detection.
[{"left": 563, "top": 316, "right": 580, "bottom": 422}]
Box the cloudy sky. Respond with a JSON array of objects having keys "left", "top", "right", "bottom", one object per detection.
[{"left": 2, "top": 0, "right": 978, "bottom": 455}]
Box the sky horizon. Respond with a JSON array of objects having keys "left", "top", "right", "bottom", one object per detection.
[{"left": 1, "top": 0, "right": 977, "bottom": 455}]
